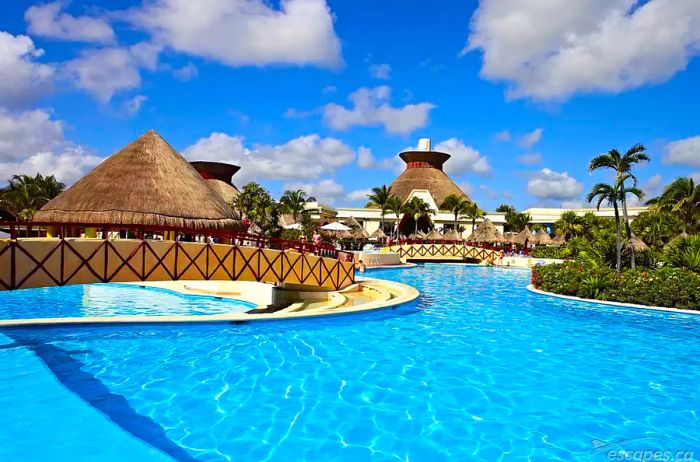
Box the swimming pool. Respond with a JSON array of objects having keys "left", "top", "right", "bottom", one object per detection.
[
  {"left": 0, "top": 283, "right": 256, "bottom": 319},
  {"left": 1, "top": 265, "right": 699, "bottom": 461}
]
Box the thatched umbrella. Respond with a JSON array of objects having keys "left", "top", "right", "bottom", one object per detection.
[
  {"left": 338, "top": 230, "right": 353, "bottom": 239},
  {"left": 34, "top": 130, "right": 239, "bottom": 230},
  {"left": 467, "top": 218, "right": 503, "bottom": 243},
  {"left": 443, "top": 229, "right": 461, "bottom": 241},
  {"left": 532, "top": 230, "right": 553, "bottom": 245},
  {"left": 370, "top": 228, "right": 386, "bottom": 240},
  {"left": 425, "top": 229, "right": 443, "bottom": 240},
  {"left": 407, "top": 233, "right": 418, "bottom": 240},
  {"left": 343, "top": 216, "right": 362, "bottom": 229},
  {"left": 552, "top": 233, "right": 566, "bottom": 246},
  {"left": 630, "top": 234, "right": 649, "bottom": 252},
  {"left": 511, "top": 227, "right": 533, "bottom": 246},
  {"left": 352, "top": 227, "right": 369, "bottom": 239}
]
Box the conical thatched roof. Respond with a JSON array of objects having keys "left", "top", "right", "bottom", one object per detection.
[
  {"left": 343, "top": 216, "right": 362, "bottom": 229},
  {"left": 352, "top": 227, "right": 369, "bottom": 239},
  {"left": 511, "top": 227, "right": 533, "bottom": 246},
  {"left": 389, "top": 150, "right": 471, "bottom": 206},
  {"left": 532, "top": 230, "right": 553, "bottom": 245},
  {"left": 34, "top": 130, "right": 239, "bottom": 230},
  {"left": 407, "top": 233, "right": 418, "bottom": 240},
  {"left": 443, "top": 229, "right": 461, "bottom": 241},
  {"left": 426, "top": 229, "right": 443, "bottom": 240},
  {"left": 552, "top": 234, "right": 566, "bottom": 246},
  {"left": 207, "top": 179, "right": 239, "bottom": 205},
  {"left": 630, "top": 234, "right": 649, "bottom": 251},
  {"left": 467, "top": 218, "right": 503, "bottom": 243},
  {"left": 370, "top": 228, "right": 386, "bottom": 239}
]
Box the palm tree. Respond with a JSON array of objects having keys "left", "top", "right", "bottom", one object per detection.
[
  {"left": 0, "top": 173, "right": 65, "bottom": 220},
  {"left": 366, "top": 185, "right": 393, "bottom": 235},
  {"left": 386, "top": 196, "right": 403, "bottom": 240},
  {"left": 440, "top": 194, "right": 473, "bottom": 232},
  {"left": 647, "top": 177, "right": 699, "bottom": 233},
  {"left": 554, "top": 211, "right": 584, "bottom": 240},
  {"left": 589, "top": 143, "right": 650, "bottom": 268},
  {"left": 401, "top": 197, "right": 434, "bottom": 236},
  {"left": 587, "top": 183, "right": 623, "bottom": 271},
  {"left": 279, "top": 189, "right": 316, "bottom": 222},
  {"left": 512, "top": 212, "right": 531, "bottom": 232}
]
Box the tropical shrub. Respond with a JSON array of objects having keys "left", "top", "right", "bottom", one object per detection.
[
  {"left": 532, "top": 262, "right": 700, "bottom": 310},
  {"left": 664, "top": 235, "right": 700, "bottom": 273},
  {"left": 530, "top": 246, "right": 568, "bottom": 259}
]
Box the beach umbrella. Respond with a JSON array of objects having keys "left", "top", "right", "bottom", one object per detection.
[
  {"left": 425, "top": 229, "right": 443, "bottom": 240},
  {"left": 511, "top": 227, "right": 533, "bottom": 246},
  {"left": 352, "top": 227, "right": 370, "bottom": 239},
  {"left": 443, "top": 229, "right": 461, "bottom": 241},
  {"left": 467, "top": 218, "right": 503, "bottom": 243},
  {"left": 342, "top": 216, "right": 362, "bottom": 229},
  {"left": 552, "top": 234, "right": 566, "bottom": 246},
  {"left": 532, "top": 230, "right": 553, "bottom": 245},
  {"left": 370, "top": 228, "right": 386, "bottom": 240},
  {"left": 630, "top": 234, "right": 649, "bottom": 252},
  {"left": 321, "top": 222, "right": 351, "bottom": 231}
]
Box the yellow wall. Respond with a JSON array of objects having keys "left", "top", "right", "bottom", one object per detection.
[{"left": 0, "top": 238, "right": 354, "bottom": 291}]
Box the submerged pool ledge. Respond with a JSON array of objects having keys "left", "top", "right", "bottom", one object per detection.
[
  {"left": 527, "top": 284, "right": 700, "bottom": 315},
  {"left": 0, "top": 279, "right": 419, "bottom": 328}
]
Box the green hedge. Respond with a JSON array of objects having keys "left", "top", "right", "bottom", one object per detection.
[{"left": 532, "top": 262, "right": 700, "bottom": 310}]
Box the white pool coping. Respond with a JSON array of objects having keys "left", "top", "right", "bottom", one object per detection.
[
  {"left": 527, "top": 284, "right": 700, "bottom": 316},
  {"left": 0, "top": 279, "right": 420, "bottom": 328}
]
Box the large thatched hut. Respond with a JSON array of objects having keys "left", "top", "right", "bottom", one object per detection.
[
  {"left": 190, "top": 161, "right": 240, "bottom": 204},
  {"left": 467, "top": 218, "right": 503, "bottom": 243},
  {"left": 388, "top": 141, "right": 471, "bottom": 207},
  {"left": 34, "top": 130, "right": 240, "bottom": 230}
]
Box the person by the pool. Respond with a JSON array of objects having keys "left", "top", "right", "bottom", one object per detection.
[{"left": 355, "top": 260, "right": 366, "bottom": 272}]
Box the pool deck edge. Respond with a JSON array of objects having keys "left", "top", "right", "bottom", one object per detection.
[{"left": 527, "top": 284, "right": 700, "bottom": 315}]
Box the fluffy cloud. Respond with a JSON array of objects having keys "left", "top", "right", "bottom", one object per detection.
[
  {"left": 369, "top": 63, "right": 391, "bottom": 80},
  {"left": 517, "top": 153, "right": 542, "bottom": 164},
  {"left": 465, "top": 0, "right": 700, "bottom": 100},
  {"left": 346, "top": 188, "right": 372, "bottom": 201},
  {"left": 664, "top": 135, "right": 700, "bottom": 167},
  {"left": 527, "top": 168, "right": 584, "bottom": 200},
  {"left": 124, "top": 95, "right": 147, "bottom": 115},
  {"left": 284, "top": 179, "right": 346, "bottom": 204},
  {"left": 130, "top": 0, "right": 341, "bottom": 68},
  {"left": 182, "top": 133, "right": 355, "bottom": 184},
  {"left": 433, "top": 138, "right": 491, "bottom": 177},
  {"left": 25, "top": 1, "right": 115, "bottom": 44},
  {"left": 0, "top": 109, "right": 100, "bottom": 184},
  {"left": 0, "top": 32, "right": 54, "bottom": 109},
  {"left": 62, "top": 43, "right": 160, "bottom": 102},
  {"left": 518, "top": 128, "right": 543, "bottom": 148},
  {"left": 643, "top": 174, "right": 663, "bottom": 197},
  {"left": 323, "top": 86, "right": 435, "bottom": 134},
  {"left": 357, "top": 147, "right": 396, "bottom": 170}
]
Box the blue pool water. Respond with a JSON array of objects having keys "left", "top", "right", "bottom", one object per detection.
[
  {"left": 0, "top": 284, "right": 256, "bottom": 319},
  {"left": 1, "top": 265, "right": 699, "bottom": 461}
]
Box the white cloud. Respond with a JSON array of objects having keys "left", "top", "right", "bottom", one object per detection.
[
  {"left": 465, "top": 0, "right": 700, "bottom": 100},
  {"left": 561, "top": 200, "right": 587, "bottom": 209},
  {"left": 690, "top": 172, "right": 700, "bottom": 182},
  {"left": 494, "top": 130, "right": 511, "bottom": 141},
  {"left": 369, "top": 63, "right": 391, "bottom": 79},
  {"left": 323, "top": 86, "right": 435, "bottom": 134},
  {"left": 130, "top": 0, "right": 341, "bottom": 68},
  {"left": 433, "top": 138, "right": 491, "bottom": 177},
  {"left": 518, "top": 128, "right": 543, "bottom": 148},
  {"left": 172, "top": 62, "right": 198, "bottom": 81},
  {"left": 357, "top": 147, "right": 395, "bottom": 170},
  {"left": 0, "top": 109, "right": 100, "bottom": 184},
  {"left": 0, "top": 32, "right": 54, "bottom": 109},
  {"left": 527, "top": 168, "right": 584, "bottom": 200},
  {"left": 182, "top": 133, "right": 355, "bottom": 184},
  {"left": 284, "top": 179, "right": 346, "bottom": 204},
  {"left": 347, "top": 189, "right": 372, "bottom": 201},
  {"left": 643, "top": 173, "right": 663, "bottom": 197},
  {"left": 25, "top": 1, "right": 115, "bottom": 44},
  {"left": 664, "top": 135, "right": 700, "bottom": 167},
  {"left": 124, "top": 95, "right": 147, "bottom": 115},
  {"left": 517, "top": 153, "right": 542, "bottom": 164},
  {"left": 62, "top": 43, "right": 160, "bottom": 102},
  {"left": 321, "top": 85, "right": 337, "bottom": 94}
]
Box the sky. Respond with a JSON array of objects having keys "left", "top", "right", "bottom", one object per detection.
[{"left": 1, "top": 0, "right": 699, "bottom": 211}]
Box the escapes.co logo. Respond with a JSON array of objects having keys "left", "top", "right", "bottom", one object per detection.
[{"left": 591, "top": 437, "right": 695, "bottom": 462}]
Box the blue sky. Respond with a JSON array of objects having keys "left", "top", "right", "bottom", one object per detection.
[{"left": 1, "top": 0, "right": 699, "bottom": 211}]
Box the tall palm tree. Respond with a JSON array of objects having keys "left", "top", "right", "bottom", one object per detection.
[
  {"left": 386, "top": 196, "right": 403, "bottom": 240},
  {"left": 589, "top": 143, "right": 650, "bottom": 268},
  {"left": 512, "top": 212, "right": 531, "bottom": 232},
  {"left": 464, "top": 202, "right": 485, "bottom": 232},
  {"left": 279, "top": 189, "right": 316, "bottom": 222},
  {"left": 0, "top": 173, "right": 65, "bottom": 220},
  {"left": 401, "top": 197, "right": 434, "bottom": 236},
  {"left": 439, "top": 194, "right": 473, "bottom": 232},
  {"left": 647, "top": 177, "right": 699, "bottom": 233},
  {"left": 587, "top": 183, "right": 623, "bottom": 271},
  {"left": 366, "top": 185, "right": 393, "bottom": 235},
  {"left": 554, "top": 211, "right": 584, "bottom": 240}
]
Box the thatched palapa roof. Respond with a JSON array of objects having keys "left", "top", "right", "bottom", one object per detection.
[
  {"left": 467, "top": 218, "right": 503, "bottom": 243},
  {"left": 352, "top": 227, "right": 370, "bottom": 239},
  {"left": 343, "top": 216, "right": 362, "bottom": 229},
  {"left": 630, "top": 234, "right": 649, "bottom": 251},
  {"left": 34, "top": 130, "right": 240, "bottom": 230},
  {"left": 443, "top": 229, "right": 462, "bottom": 241},
  {"left": 511, "top": 227, "right": 533, "bottom": 245},
  {"left": 532, "top": 230, "right": 553, "bottom": 245},
  {"left": 552, "top": 234, "right": 566, "bottom": 246},
  {"left": 370, "top": 228, "right": 386, "bottom": 239},
  {"left": 389, "top": 150, "right": 471, "bottom": 206},
  {"left": 425, "top": 229, "right": 443, "bottom": 240}
]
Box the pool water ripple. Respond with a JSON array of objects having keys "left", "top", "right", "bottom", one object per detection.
[{"left": 1, "top": 265, "right": 700, "bottom": 461}]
